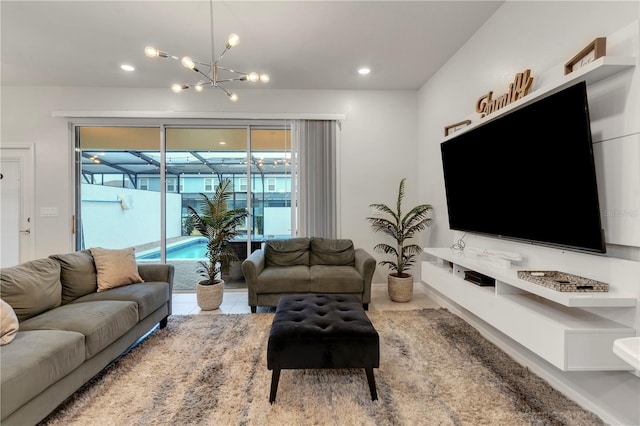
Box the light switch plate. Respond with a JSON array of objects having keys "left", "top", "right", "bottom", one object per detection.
[{"left": 40, "top": 207, "right": 58, "bottom": 217}]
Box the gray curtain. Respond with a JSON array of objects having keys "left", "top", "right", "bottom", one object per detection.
[{"left": 299, "top": 120, "right": 338, "bottom": 238}]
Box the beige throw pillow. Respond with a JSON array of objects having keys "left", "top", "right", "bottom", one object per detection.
[
  {"left": 90, "top": 247, "right": 144, "bottom": 292},
  {"left": 1, "top": 299, "right": 19, "bottom": 345}
]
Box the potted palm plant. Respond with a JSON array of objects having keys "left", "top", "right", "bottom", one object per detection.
[
  {"left": 187, "top": 179, "right": 248, "bottom": 310},
  {"left": 367, "top": 178, "right": 433, "bottom": 302}
]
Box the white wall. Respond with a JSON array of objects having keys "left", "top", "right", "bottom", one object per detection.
[
  {"left": 419, "top": 1, "right": 640, "bottom": 255},
  {"left": 417, "top": 2, "right": 640, "bottom": 424},
  {"left": 80, "top": 184, "right": 182, "bottom": 248},
  {"left": 0, "top": 87, "right": 418, "bottom": 282},
  {"left": 263, "top": 207, "right": 291, "bottom": 237}
]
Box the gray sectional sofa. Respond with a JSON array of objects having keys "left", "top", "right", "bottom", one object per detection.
[
  {"left": 0, "top": 250, "right": 174, "bottom": 426},
  {"left": 242, "top": 237, "right": 376, "bottom": 312}
]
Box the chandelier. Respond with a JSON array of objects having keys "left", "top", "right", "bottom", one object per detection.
[{"left": 144, "top": 0, "right": 269, "bottom": 102}]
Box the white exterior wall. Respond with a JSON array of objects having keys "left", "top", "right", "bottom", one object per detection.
[
  {"left": 80, "top": 184, "right": 182, "bottom": 249},
  {"left": 417, "top": 2, "right": 640, "bottom": 425}
]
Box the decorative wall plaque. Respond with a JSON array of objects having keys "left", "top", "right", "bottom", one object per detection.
[
  {"left": 564, "top": 37, "right": 606, "bottom": 75},
  {"left": 444, "top": 119, "right": 472, "bottom": 137},
  {"left": 475, "top": 69, "right": 534, "bottom": 118}
]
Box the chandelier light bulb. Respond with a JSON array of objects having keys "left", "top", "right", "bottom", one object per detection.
[
  {"left": 229, "top": 92, "right": 239, "bottom": 102},
  {"left": 171, "top": 83, "right": 186, "bottom": 93},
  {"left": 181, "top": 56, "right": 195, "bottom": 70},
  {"left": 194, "top": 84, "right": 204, "bottom": 92},
  {"left": 248, "top": 72, "right": 259, "bottom": 83},
  {"left": 260, "top": 74, "right": 270, "bottom": 83},
  {"left": 144, "top": 46, "right": 158, "bottom": 57},
  {"left": 227, "top": 33, "right": 240, "bottom": 47},
  {"left": 144, "top": 46, "right": 167, "bottom": 58}
]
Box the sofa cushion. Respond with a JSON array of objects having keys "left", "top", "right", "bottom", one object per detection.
[
  {"left": 0, "top": 329, "right": 85, "bottom": 420},
  {"left": 19, "top": 301, "right": 138, "bottom": 359},
  {"left": 50, "top": 250, "right": 98, "bottom": 304},
  {"left": 0, "top": 299, "right": 19, "bottom": 345},
  {"left": 310, "top": 237, "right": 355, "bottom": 266},
  {"left": 71, "top": 282, "right": 170, "bottom": 320},
  {"left": 257, "top": 266, "right": 310, "bottom": 293},
  {"left": 0, "top": 259, "right": 62, "bottom": 322},
  {"left": 309, "top": 265, "right": 364, "bottom": 293},
  {"left": 90, "top": 247, "right": 144, "bottom": 292},
  {"left": 265, "top": 238, "right": 310, "bottom": 267}
]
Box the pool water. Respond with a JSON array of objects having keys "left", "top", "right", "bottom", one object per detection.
[{"left": 137, "top": 239, "right": 207, "bottom": 260}]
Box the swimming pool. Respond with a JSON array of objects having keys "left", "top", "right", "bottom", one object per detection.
[
  {"left": 136, "top": 236, "right": 288, "bottom": 260},
  {"left": 136, "top": 238, "right": 207, "bottom": 260}
]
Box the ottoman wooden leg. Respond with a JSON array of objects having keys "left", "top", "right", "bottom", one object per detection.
[
  {"left": 269, "top": 369, "right": 281, "bottom": 404},
  {"left": 365, "top": 368, "right": 377, "bottom": 400}
]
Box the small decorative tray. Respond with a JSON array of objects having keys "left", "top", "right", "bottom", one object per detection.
[{"left": 517, "top": 270, "right": 608, "bottom": 292}]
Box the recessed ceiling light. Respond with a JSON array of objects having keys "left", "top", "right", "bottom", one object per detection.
[
  {"left": 219, "top": 141, "right": 226, "bottom": 145},
  {"left": 120, "top": 64, "right": 135, "bottom": 72},
  {"left": 358, "top": 67, "right": 371, "bottom": 75}
]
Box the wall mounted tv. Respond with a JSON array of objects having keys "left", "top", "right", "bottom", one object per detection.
[{"left": 440, "top": 81, "right": 606, "bottom": 253}]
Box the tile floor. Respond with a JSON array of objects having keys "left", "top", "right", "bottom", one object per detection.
[{"left": 172, "top": 282, "right": 440, "bottom": 315}]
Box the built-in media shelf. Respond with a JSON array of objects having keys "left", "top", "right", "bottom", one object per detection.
[{"left": 422, "top": 247, "right": 637, "bottom": 371}]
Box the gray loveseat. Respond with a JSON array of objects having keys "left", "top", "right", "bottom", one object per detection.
[
  {"left": 0, "top": 250, "right": 174, "bottom": 426},
  {"left": 242, "top": 237, "right": 375, "bottom": 312}
]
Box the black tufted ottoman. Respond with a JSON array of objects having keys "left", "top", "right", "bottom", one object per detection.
[{"left": 267, "top": 294, "right": 379, "bottom": 403}]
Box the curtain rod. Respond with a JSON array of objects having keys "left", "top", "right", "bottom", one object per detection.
[{"left": 51, "top": 111, "right": 346, "bottom": 120}]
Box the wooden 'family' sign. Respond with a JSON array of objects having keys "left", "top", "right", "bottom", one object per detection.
[{"left": 476, "top": 69, "right": 534, "bottom": 118}]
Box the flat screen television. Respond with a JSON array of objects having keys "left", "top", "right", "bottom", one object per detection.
[{"left": 440, "top": 81, "right": 606, "bottom": 253}]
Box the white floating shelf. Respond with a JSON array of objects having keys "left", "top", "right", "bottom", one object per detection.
[
  {"left": 560, "top": 55, "right": 636, "bottom": 88},
  {"left": 423, "top": 247, "right": 637, "bottom": 308},
  {"left": 613, "top": 337, "right": 640, "bottom": 371},
  {"left": 421, "top": 247, "right": 637, "bottom": 371},
  {"left": 444, "top": 56, "right": 636, "bottom": 140}
]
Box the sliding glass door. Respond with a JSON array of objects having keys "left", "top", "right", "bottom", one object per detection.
[
  {"left": 76, "top": 126, "right": 162, "bottom": 253},
  {"left": 75, "top": 122, "right": 294, "bottom": 291},
  {"left": 249, "top": 127, "right": 294, "bottom": 242}
]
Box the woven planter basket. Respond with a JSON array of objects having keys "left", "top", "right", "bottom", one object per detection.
[
  {"left": 388, "top": 274, "right": 413, "bottom": 302},
  {"left": 197, "top": 280, "right": 224, "bottom": 311}
]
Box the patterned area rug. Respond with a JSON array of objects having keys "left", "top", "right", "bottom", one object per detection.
[{"left": 40, "top": 310, "right": 603, "bottom": 425}]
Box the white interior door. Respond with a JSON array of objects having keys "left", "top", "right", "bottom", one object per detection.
[{"left": 0, "top": 146, "right": 34, "bottom": 267}]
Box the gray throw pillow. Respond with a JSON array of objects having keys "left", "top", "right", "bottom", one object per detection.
[
  {"left": 50, "top": 250, "right": 98, "bottom": 304},
  {"left": 0, "top": 258, "right": 62, "bottom": 322},
  {"left": 265, "top": 238, "right": 310, "bottom": 267},
  {"left": 310, "top": 237, "right": 355, "bottom": 266}
]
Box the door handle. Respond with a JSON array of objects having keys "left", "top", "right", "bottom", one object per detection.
[{"left": 20, "top": 228, "right": 30, "bottom": 234}]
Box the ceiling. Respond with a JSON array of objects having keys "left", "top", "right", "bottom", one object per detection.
[{"left": 1, "top": 1, "right": 503, "bottom": 91}]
